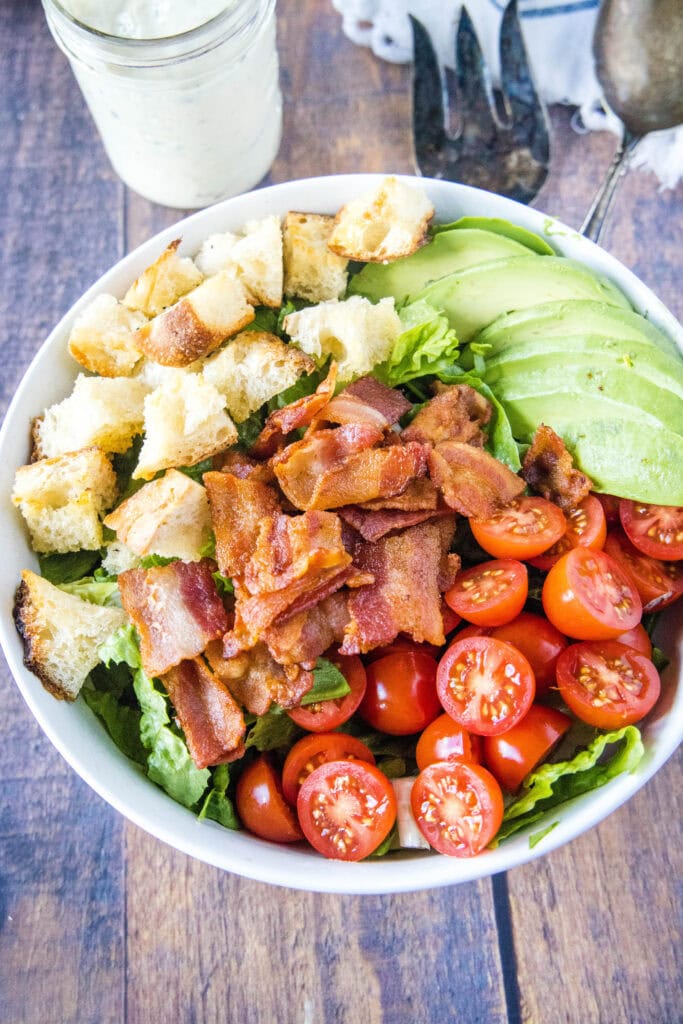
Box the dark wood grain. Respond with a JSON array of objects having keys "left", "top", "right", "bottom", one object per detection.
[{"left": 1, "top": 1, "right": 682, "bottom": 1022}]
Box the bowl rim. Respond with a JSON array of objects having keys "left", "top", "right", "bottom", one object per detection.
[{"left": 1, "top": 172, "right": 681, "bottom": 894}]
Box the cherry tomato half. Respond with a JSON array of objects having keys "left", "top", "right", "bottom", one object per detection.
[
  {"left": 360, "top": 651, "right": 441, "bottom": 735},
  {"left": 556, "top": 640, "right": 661, "bottom": 730},
  {"left": 235, "top": 755, "right": 304, "bottom": 844},
  {"left": 365, "top": 638, "right": 440, "bottom": 662},
  {"left": 619, "top": 500, "right": 683, "bottom": 561},
  {"left": 287, "top": 654, "right": 366, "bottom": 732},
  {"left": 529, "top": 495, "right": 607, "bottom": 571},
  {"left": 542, "top": 547, "right": 642, "bottom": 640},
  {"left": 416, "top": 713, "right": 483, "bottom": 770},
  {"left": 441, "top": 601, "right": 463, "bottom": 636},
  {"left": 483, "top": 704, "right": 571, "bottom": 792},
  {"left": 445, "top": 559, "right": 528, "bottom": 627},
  {"left": 470, "top": 496, "right": 567, "bottom": 560},
  {"left": 595, "top": 492, "right": 621, "bottom": 526},
  {"left": 437, "top": 636, "right": 535, "bottom": 736},
  {"left": 297, "top": 760, "right": 397, "bottom": 861},
  {"left": 604, "top": 530, "right": 683, "bottom": 613},
  {"left": 282, "top": 732, "right": 375, "bottom": 807},
  {"left": 410, "top": 761, "right": 504, "bottom": 857},
  {"left": 615, "top": 623, "right": 652, "bottom": 659}
]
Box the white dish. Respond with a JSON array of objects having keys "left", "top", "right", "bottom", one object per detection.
[{"left": 1, "top": 174, "right": 681, "bottom": 894}]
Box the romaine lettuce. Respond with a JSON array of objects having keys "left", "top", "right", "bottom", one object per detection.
[{"left": 375, "top": 300, "right": 461, "bottom": 387}]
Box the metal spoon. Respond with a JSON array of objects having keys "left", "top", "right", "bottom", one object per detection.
[{"left": 581, "top": 0, "right": 683, "bottom": 243}]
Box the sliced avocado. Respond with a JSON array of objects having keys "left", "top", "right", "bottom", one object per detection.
[
  {"left": 471, "top": 299, "right": 678, "bottom": 356},
  {"left": 483, "top": 337, "right": 683, "bottom": 399},
  {"left": 347, "top": 228, "right": 536, "bottom": 304},
  {"left": 431, "top": 216, "right": 556, "bottom": 255},
  {"left": 414, "top": 257, "right": 632, "bottom": 343},
  {"left": 500, "top": 393, "right": 668, "bottom": 439},
  {"left": 524, "top": 417, "right": 683, "bottom": 505}
]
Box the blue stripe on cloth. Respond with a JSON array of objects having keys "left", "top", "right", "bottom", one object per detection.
[{"left": 488, "top": 0, "right": 599, "bottom": 15}]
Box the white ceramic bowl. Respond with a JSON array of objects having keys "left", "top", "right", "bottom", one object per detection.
[{"left": 1, "top": 175, "right": 681, "bottom": 894}]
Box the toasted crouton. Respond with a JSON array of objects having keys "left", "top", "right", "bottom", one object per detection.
[
  {"left": 283, "top": 212, "right": 349, "bottom": 303},
  {"left": 123, "top": 239, "right": 203, "bottom": 317},
  {"left": 134, "top": 372, "right": 237, "bottom": 480},
  {"left": 13, "top": 447, "right": 118, "bottom": 553},
  {"left": 68, "top": 294, "right": 146, "bottom": 377},
  {"left": 195, "top": 216, "right": 284, "bottom": 307},
  {"left": 32, "top": 375, "right": 149, "bottom": 459},
  {"left": 13, "top": 570, "right": 126, "bottom": 700},
  {"left": 284, "top": 296, "right": 401, "bottom": 382},
  {"left": 328, "top": 177, "right": 434, "bottom": 262},
  {"left": 202, "top": 330, "right": 315, "bottom": 423},
  {"left": 134, "top": 270, "right": 254, "bottom": 367},
  {"left": 101, "top": 539, "right": 141, "bottom": 575},
  {"left": 105, "top": 469, "right": 212, "bottom": 561}
]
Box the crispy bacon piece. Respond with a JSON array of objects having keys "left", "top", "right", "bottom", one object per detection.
[
  {"left": 206, "top": 640, "right": 313, "bottom": 715},
  {"left": 321, "top": 376, "right": 411, "bottom": 429},
  {"left": 359, "top": 477, "right": 439, "bottom": 512},
  {"left": 211, "top": 448, "right": 275, "bottom": 483},
  {"left": 251, "top": 362, "right": 338, "bottom": 457},
  {"left": 274, "top": 425, "right": 429, "bottom": 510},
  {"left": 264, "top": 591, "right": 350, "bottom": 667},
  {"left": 204, "top": 471, "right": 281, "bottom": 579},
  {"left": 522, "top": 423, "right": 593, "bottom": 512},
  {"left": 163, "top": 658, "right": 246, "bottom": 769},
  {"left": 429, "top": 441, "right": 525, "bottom": 519},
  {"left": 118, "top": 560, "right": 229, "bottom": 678},
  {"left": 338, "top": 505, "right": 450, "bottom": 542},
  {"left": 340, "top": 518, "right": 456, "bottom": 654},
  {"left": 402, "top": 384, "right": 492, "bottom": 447}
]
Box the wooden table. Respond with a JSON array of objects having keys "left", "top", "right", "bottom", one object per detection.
[{"left": 1, "top": 2, "right": 681, "bottom": 1021}]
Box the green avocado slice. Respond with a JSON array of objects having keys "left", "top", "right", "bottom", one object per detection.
[
  {"left": 500, "top": 393, "right": 668, "bottom": 438},
  {"left": 471, "top": 299, "right": 678, "bottom": 356},
  {"left": 347, "top": 228, "right": 536, "bottom": 303},
  {"left": 483, "top": 338, "right": 683, "bottom": 400},
  {"left": 431, "top": 216, "right": 556, "bottom": 255},
  {"left": 522, "top": 416, "right": 683, "bottom": 505},
  {"left": 413, "top": 257, "right": 631, "bottom": 343}
]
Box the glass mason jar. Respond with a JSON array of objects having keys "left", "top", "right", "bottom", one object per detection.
[{"left": 42, "top": 0, "right": 282, "bottom": 208}]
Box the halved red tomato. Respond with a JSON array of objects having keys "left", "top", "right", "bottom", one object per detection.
[
  {"left": 595, "top": 492, "right": 621, "bottom": 526},
  {"left": 360, "top": 650, "right": 441, "bottom": 735},
  {"left": 444, "top": 559, "right": 528, "bottom": 627},
  {"left": 236, "top": 755, "right": 304, "bottom": 844},
  {"left": 542, "top": 547, "right": 642, "bottom": 640},
  {"left": 483, "top": 704, "right": 571, "bottom": 792},
  {"left": 416, "top": 713, "right": 483, "bottom": 770},
  {"left": 410, "top": 761, "right": 504, "bottom": 857},
  {"left": 365, "top": 638, "right": 440, "bottom": 662},
  {"left": 282, "top": 732, "right": 375, "bottom": 806},
  {"left": 436, "top": 636, "right": 535, "bottom": 736},
  {"left": 619, "top": 500, "right": 683, "bottom": 561},
  {"left": 529, "top": 495, "right": 607, "bottom": 571},
  {"left": 441, "top": 601, "right": 462, "bottom": 635},
  {"left": 604, "top": 530, "right": 683, "bottom": 612},
  {"left": 487, "top": 612, "right": 568, "bottom": 698},
  {"left": 556, "top": 640, "right": 661, "bottom": 729},
  {"left": 615, "top": 623, "right": 652, "bottom": 658},
  {"left": 470, "top": 496, "right": 567, "bottom": 560},
  {"left": 287, "top": 654, "right": 366, "bottom": 732},
  {"left": 297, "top": 760, "right": 396, "bottom": 860}
]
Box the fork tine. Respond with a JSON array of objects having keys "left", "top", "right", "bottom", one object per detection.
[
  {"left": 499, "top": 0, "right": 550, "bottom": 163},
  {"left": 410, "top": 15, "right": 447, "bottom": 176},
  {"left": 455, "top": 6, "right": 498, "bottom": 136}
]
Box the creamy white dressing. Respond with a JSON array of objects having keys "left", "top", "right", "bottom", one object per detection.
[
  {"left": 60, "top": 0, "right": 231, "bottom": 39},
  {"left": 44, "top": 0, "right": 281, "bottom": 207}
]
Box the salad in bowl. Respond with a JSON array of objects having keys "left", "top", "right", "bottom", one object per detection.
[{"left": 1, "top": 174, "right": 682, "bottom": 893}]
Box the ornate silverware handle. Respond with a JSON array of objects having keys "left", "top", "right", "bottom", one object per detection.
[{"left": 580, "top": 128, "right": 642, "bottom": 244}]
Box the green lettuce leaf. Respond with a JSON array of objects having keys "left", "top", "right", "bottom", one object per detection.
[
  {"left": 245, "top": 707, "right": 302, "bottom": 752},
  {"left": 243, "top": 306, "right": 279, "bottom": 334},
  {"left": 82, "top": 688, "right": 146, "bottom": 765},
  {"left": 212, "top": 571, "right": 234, "bottom": 597},
  {"left": 494, "top": 726, "right": 645, "bottom": 845},
  {"left": 38, "top": 550, "right": 101, "bottom": 585},
  {"left": 139, "top": 554, "right": 179, "bottom": 569},
  {"left": 177, "top": 457, "right": 214, "bottom": 484},
  {"left": 59, "top": 577, "right": 121, "bottom": 606},
  {"left": 300, "top": 658, "right": 351, "bottom": 706},
  {"left": 98, "top": 623, "right": 141, "bottom": 670},
  {"left": 237, "top": 409, "right": 266, "bottom": 449},
  {"left": 198, "top": 763, "right": 240, "bottom": 830},
  {"left": 375, "top": 300, "right": 461, "bottom": 387},
  {"left": 111, "top": 436, "right": 146, "bottom": 503}
]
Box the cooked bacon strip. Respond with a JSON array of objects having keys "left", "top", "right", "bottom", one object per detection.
[
  {"left": 243, "top": 511, "right": 351, "bottom": 595},
  {"left": 163, "top": 658, "right": 246, "bottom": 769},
  {"left": 338, "top": 505, "right": 450, "bottom": 542},
  {"left": 264, "top": 591, "right": 350, "bottom": 667},
  {"left": 118, "top": 560, "right": 229, "bottom": 678},
  {"left": 360, "top": 477, "right": 439, "bottom": 512},
  {"left": 274, "top": 425, "right": 429, "bottom": 510},
  {"left": 206, "top": 641, "right": 313, "bottom": 715},
  {"left": 429, "top": 441, "right": 525, "bottom": 519},
  {"left": 402, "top": 384, "right": 492, "bottom": 447},
  {"left": 204, "top": 471, "right": 281, "bottom": 579},
  {"left": 212, "top": 448, "right": 275, "bottom": 483},
  {"left": 340, "top": 518, "right": 456, "bottom": 654},
  {"left": 251, "top": 362, "right": 338, "bottom": 457},
  {"left": 321, "top": 376, "right": 411, "bottom": 429},
  {"left": 522, "top": 423, "right": 593, "bottom": 512}
]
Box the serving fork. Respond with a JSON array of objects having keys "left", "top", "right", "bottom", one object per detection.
[{"left": 411, "top": 0, "right": 551, "bottom": 205}]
